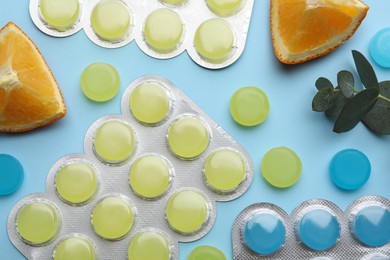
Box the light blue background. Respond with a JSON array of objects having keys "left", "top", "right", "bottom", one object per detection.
[{"left": 1, "top": 1, "right": 389, "bottom": 259}]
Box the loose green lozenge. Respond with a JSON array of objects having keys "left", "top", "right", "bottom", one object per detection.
[
  {"left": 188, "top": 245, "right": 226, "bottom": 260},
  {"left": 130, "top": 81, "right": 171, "bottom": 125},
  {"left": 194, "top": 18, "right": 235, "bottom": 64},
  {"left": 159, "top": 0, "right": 187, "bottom": 6},
  {"left": 80, "top": 62, "right": 120, "bottom": 102},
  {"left": 91, "top": 196, "right": 135, "bottom": 240},
  {"left": 261, "top": 147, "right": 302, "bottom": 188},
  {"left": 167, "top": 116, "right": 210, "bottom": 160},
  {"left": 53, "top": 236, "right": 96, "bottom": 260},
  {"left": 204, "top": 149, "right": 246, "bottom": 193},
  {"left": 93, "top": 120, "right": 136, "bottom": 165},
  {"left": 39, "top": 0, "right": 80, "bottom": 31},
  {"left": 206, "top": 0, "right": 244, "bottom": 17},
  {"left": 90, "top": 0, "right": 131, "bottom": 42},
  {"left": 127, "top": 231, "right": 171, "bottom": 260},
  {"left": 16, "top": 200, "right": 61, "bottom": 246},
  {"left": 55, "top": 161, "right": 98, "bottom": 206},
  {"left": 143, "top": 8, "right": 184, "bottom": 54},
  {"left": 230, "top": 86, "right": 270, "bottom": 127},
  {"left": 129, "top": 155, "right": 172, "bottom": 199},
  {"left": 165, "top": 190, "right": 210, "bottom": 234}
]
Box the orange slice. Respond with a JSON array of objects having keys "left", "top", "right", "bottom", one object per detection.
[
  {"left": 270, "top": 0, "right": 369, "bottom": 64},
  {"left": 0, "top": 22, "right": 66, "bottom": 132}
]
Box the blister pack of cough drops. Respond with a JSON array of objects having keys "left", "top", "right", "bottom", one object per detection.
[
  {"left": 8, "top": 75, "right": 254, "bottom": 259},
  {"left": 232, "top": 195, "right": 390, "bottom": 260},
  {"left": 29, "top": 0, "right": 255, "bottom": 69}
]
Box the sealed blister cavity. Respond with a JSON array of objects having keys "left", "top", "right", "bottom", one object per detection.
[
  {"left": 129, "top": 154, "right": 174, "bottom": 200},
  {"left": 8, "top": 75, "right": 253, "bottom": 259},
  {"left": 188, "top": 245, "right": 227, "bottom": 260},
  {"left": 167, "top": 115, "right": 210, "bottom": 160},
  {"left": 16, "top": 199, "right": 62, "bottom": 246},
  {"left": 30, "top": 0, "right": 83, "bottom": 37},
  {"left": 128, "top": 229, "right": 172, "bottom": 260},
  {"left": 53, "top": 234, "right": 96, "bottom": 260},
  {"left": 129, "top": 81, "right": 173, "bottom": 126},
  {"left": 29, "top": 0, "right": 254, "bottom": 69},
  {"left": 55, "top": 160, "right": 99, "bottom": 206},
  {"left": 232, "top": 196, "right": 390, "bottom": 259},
  {"left": 93, "top": 119, "right": 137, "bottom": 165}
]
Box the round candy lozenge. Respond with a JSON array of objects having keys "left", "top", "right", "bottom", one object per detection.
[
  {"left": 0, "top": 154, "right": 24, "bottom": 196},
  {"left": 206, "top": 0, "right": 244, "bottom": 17},
  {"left": 90, "top": 0, "right": 131, "bottom": 42},
  {"left": 80, "top": 62, "right": 120, "bottom": 102},
  {"left": 244, "top": 213, "right": 286, "bottom": 255},
  {"left": 351, "top": 205, "right": 390, "bottom": 247},
  {"left": 188, "top": 246, "right": 226, "bottom": 260},
  {"left": 127, "top": 231, "right": 171, "bottom": 260},
  {"left": 167, "top": 116, "right": 210, "bottom": 160},
  {"left": 53, "top": 236, "right": 96, "bottom": 260},
  {"left": 370, "top": 28, "right": 390, "bottom": 68},
  {"left": 39, "top": 0, "right": 80, "bottom": 31},
  {"left": 16, "top": 200, "right": 61, "bottom": 246},
  {"left": 194, "top": 18, "right": 235, "bottom": 64},
  {"left": 298, "top": 209, "right": 340, "bottom": 251},
  {"left": 261, "top": 147, "right": 302, "bottom": 188},
  {"left": 129, "top": 155, "right": 172, "bottom": 199},
  {"left": 165, "top": 190, "right": 210, "bottom": 235},
  {"left": 93, "top": 120, "right": 136, "bottom": 165},
  {"left": 230, "top": 86, "right": 270, "bottom": 127},
  {"left": 91, "top": 196, "right": 135, "bottom": 240},
  {"left": 329, "top": 149, "right": 371, "bottom": 190},
  {"left": 204, "top": 149, "right": 246, "bottom": 193},
  {"left": 129, "top": 81, "right": 171, "bottom": 125},
  {"left": 143, "top": 8, "right": 184, "bottom": 54},
  {"left": 55, "top": 161, "right": 98, "bottom": 205}
]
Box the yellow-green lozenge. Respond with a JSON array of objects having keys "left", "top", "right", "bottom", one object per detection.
[
  {"left": 167, "top": 116, "right": 210, "bottom": 160},
  {"left": 129, "top": 155, "right": 172, "bottom": 200},
  {"left": 80, "top": 62, "right": 120, "bottom": 102},
  {"left": 165, "top": 190, "right": 210, "bottom": 234},
  {"left": 206, "top": 0, "right": 244, "bottom": 17},
  {"left": 90, "top": 0, "right": 131, "bottom": 42},
  {"left": 159, "top": 0, "right": 187, "bottom": 6},
  {"left": 91, "top": 196, "right": 135, "bottom": 240},
  {"left": 53, "top": 236, "right": 96, "bottom": 260},
  {"left": 204, "top": 149, "right": 246, "bottom": 193},
  {"left": 143, "top": 8, "right": 184, "bottom": 54},
  {"left": 261, "top": 147, "right": 302, "bottom": 188},
  {"left": 55, "top": 161, "right": 98, "bottom": 206},
  {"left": 194, "top": 18, "right": 235, "bottom": 64},
  {"left": 16, "top": 200, "right": 61, "bottom": 246},
  {"left": 127, "top": 231, "right": 171, "bottom": 260},
  {"left": 93, "top": 120, "right": 136, "bottom": 165},
  {"left": 130, "top": 81, "right": 171, "bottom": 125},
  {"left": 39, "top": 0, "right": 80, "bottom": 31}
]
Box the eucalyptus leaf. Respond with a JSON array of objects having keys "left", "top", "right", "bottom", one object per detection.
[
  {"left": 312, "top": 87, "right": 335, "bottom": 112},
  {"left": 362, "top": 81, "right": 390, "bottom": 134},
  {"left": 325, "top": 87, "right": 349, "bottom": 117},
  {"left": 337, "top": 70, "right": 354, "bottom": 98},
  {"left": 315, "top": 77, "right": 333, "bottom": 90},
  {"left": 352, "top": 50, "right": 379, "bottom": 89},
  {"left": 333, "top": 88, "right": 379, "bottom": 133}
]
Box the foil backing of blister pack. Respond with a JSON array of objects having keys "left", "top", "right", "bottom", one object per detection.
[
  {"left": 232, "top": 196, "right": 390, "bottom": 260},
  {"left": 29, "top": 0, "right": 254, "bottom": 69},
  {"left": 8, "top": 75, "right": 253, "bottom": 259}
]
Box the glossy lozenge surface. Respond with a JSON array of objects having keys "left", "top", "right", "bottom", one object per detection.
[
  {"left": 370, "top": 27, "right": 390, "bottom": 68},
  {"left": 143, "top": 8, "right": 183, "bottom": 54},
  {"left": 188, "top": 245, "right": 226, "bottom": 260},
  {"left": 53, "top": 237, "right": 96, "bottom": 260},
  {"left": 0, "top": 154, "right": 24, "bottom": 196},
  {"left": 206, "top": 0, "right": 244, "bottom": 17},
  {"left": 39, "top": 0, "right": 80, "bottom": 31},
  {"left": 127, "top": 231, "right": 171, "bottom": 260}
]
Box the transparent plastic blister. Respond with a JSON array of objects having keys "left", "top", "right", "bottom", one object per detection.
[
  {"left": 232, "top": 196, "right": 390, "bottom": 260},
  {"left": 29, "top": 0, "right": 254, "bottom": 69},
  {"left": 8, "top": 75, "right": 253, "bottom": 259}
]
